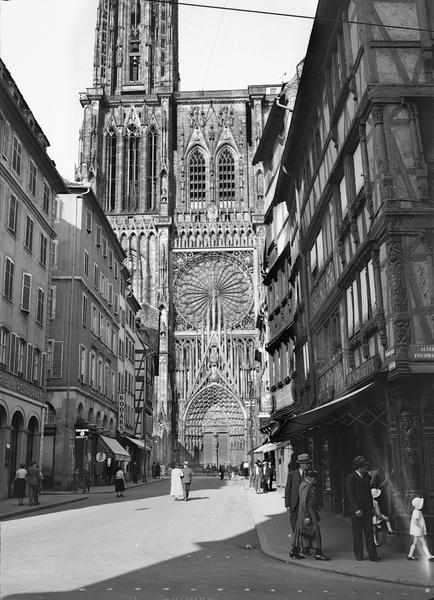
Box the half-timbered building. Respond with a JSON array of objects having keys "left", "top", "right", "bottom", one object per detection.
[{"left": 264, "top": 0, "right": 434, "bottom": 544}]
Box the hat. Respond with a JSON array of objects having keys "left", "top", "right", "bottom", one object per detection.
[
  {"left": 297, "top": 453, "right": 312, "bottom": 464},
  {"left": 183, "top": 461, "right": 189, "bottom": 465},
  {"left": 353, "top": 455, "right": 369, "bottom": 468},
  {"left": 371, "top": 488, "right": 381, "bottom": 499},
  {"left": 412, "top": 497, "right": 424, "bottom": 510}
]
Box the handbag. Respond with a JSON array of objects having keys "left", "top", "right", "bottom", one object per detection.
[{"left": 301, "top": 517, "right": 313, "bottom": 536}]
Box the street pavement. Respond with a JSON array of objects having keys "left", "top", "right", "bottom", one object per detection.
[{"left": 0, "top": 477, "right": 430, "bottom": 600}]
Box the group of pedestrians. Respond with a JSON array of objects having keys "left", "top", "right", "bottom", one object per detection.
[
  {"left": 72, "top": 467, "right": 91, "bottom": 494},
  {"left": 170, "top": 461, "right": 193, "bottom": 501},
  {"left": 285, "top": 452, "right": 434, "bottom": 563},
  {"left": 254, "top": 459, "right": 273, "bottom": 493},
  {"left": 12, "top": 462, "right": 43, "bottom": 506}
]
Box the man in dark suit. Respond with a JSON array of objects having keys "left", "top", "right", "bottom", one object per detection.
[
  {"left": 285, "top": 453, "right": 311, "bottom": 558},
  {"left": 345, "top": 455, "right": 379, "bottom": 561},
  {"left": 182, "top": 461, "right": 193, "bottom": 501}
]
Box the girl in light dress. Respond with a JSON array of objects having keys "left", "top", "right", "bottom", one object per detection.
[
  {"left": 407, "top": 497, "right": 434, "bottom": 561},
  {"left": 371, "top": 488, "right": 393, "bottom": 546}
]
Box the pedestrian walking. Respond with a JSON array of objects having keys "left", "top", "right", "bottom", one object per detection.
[
  {"left": 12, "top": 463, "right": 27, "bottom": 505},
  {"left": 293, "top": 469, "right": 330, "bottom": 561},
  {"left": 285, "top": 453, "right": 311, "bottom": 559},
  {"left": 26, "top": 462, "right": 43, "bottom": 506},
  {"left": 82, "top": 466, "right": 91, "bottom": 493},
  {"left": 218, "top": 463, "right": 225, "bottom": 480},
  {"left": 115, "top": 466, "right": 125, "bottom": 497},
  {"left": 262, "top": 461, "right": 270, "bottom": 493},
  {"left": 170, "top": 463, "right": 184, "bottom": 500},
  {"left": 72, "top": 468, "right": 81, "bottom": 494},
  {"left": 182, "top": 461, "right": 193, "bottom": 501},
  {"left": 371, "top": 488, "right": 393, "bottom": 546},
  {"left": 155, "top": 462, "right": 161, "bottom": 479},
  {"left": 243, "top": 461, "right": 249, "bottom": 479},
  {"left": 407, "top": 497, "right": 434, "bottom": 561},
  {"left": 151, "top": 462, "right": 157, "bottom": 479},
  {"left": 345, "top": 455, "right": 379, "bottom": 561},
  {"left": 254, "top": 460, "right": 263, "bottom": 494}
]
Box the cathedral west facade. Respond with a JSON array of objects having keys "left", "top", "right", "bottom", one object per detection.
[{"left": 76, "top": 0, "right": 278, "bottom": 466}]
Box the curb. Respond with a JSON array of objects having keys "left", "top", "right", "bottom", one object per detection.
[{"left": 0, "top": 496, "right": 88, "bottom": 521}]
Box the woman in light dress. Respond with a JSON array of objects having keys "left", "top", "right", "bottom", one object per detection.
[{"left": 170, "top": 463, "right": 184, "bottom": 500}]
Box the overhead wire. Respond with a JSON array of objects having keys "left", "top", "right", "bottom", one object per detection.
[
  {"left": 151, "top": 0, "right": 434, "bottom": 36},
  {"left": 201, "top": 0, "right": 229, "bottom": 89}
]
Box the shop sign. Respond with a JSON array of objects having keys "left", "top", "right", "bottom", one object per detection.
[
  {"left": 118, "top": 394, "right": 125, "bottom": 433},
  {"left": 409, "top": 345, "right": 434, "bottom": 361},
  {"left": 75, "top": 428, "right": 89, "bottom": 439},
  {"left": 0, "top": 371, "right": 42, "bottom": 402},
  {"left": 96, "top": 452, "right": 106, "bottom": 463},
  {"left": 346, "top": 354, "right": 381, "bottom": 388}
]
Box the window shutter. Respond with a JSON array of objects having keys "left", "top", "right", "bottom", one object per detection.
[
  {"left": 114, "top": 293, "right": 119, "bottom": 314},
  {"left": 9, "top": 333, "right": 18, "bottom": 374},
  {"left": 21, "top": 273, "right": 32, "bottom": 312},
  {"left": 26, "top": 344, "right": 34, "bottom": 380},
  {"left": 49, "top": 286, "right": 56, "bottom": 320},
  {"left": 108, "top": 283, "right": 113, "bottom": 306},
  {"left": 51, "top": 341, "right": 63, "bottom": 378}
]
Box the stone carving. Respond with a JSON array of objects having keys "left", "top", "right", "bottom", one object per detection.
[
  {"left": 399, "top": 409, "right": 420, "bottom": 490},
  {"left": 388, "top": 239, "right": 408, "bottom": 314}
]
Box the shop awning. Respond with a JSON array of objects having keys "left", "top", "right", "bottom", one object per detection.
[
  {"left": 124, "top": 435, "right": 152, "bottom": 451},
  {"left": 252, "top": 441, "right": 288, "bottom": 453},
  {"left": 99, "top": 435, "right": 131, "bottom": 461},
  {"left": 271, "top": 382, "right": 375, "bottom": 443}
]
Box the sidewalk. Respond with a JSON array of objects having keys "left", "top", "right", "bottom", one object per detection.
[
  {"left": 245, "top": 483, "right": 433, "bottom": 588},
  {"left": 0, "top": 479, "right": 156, "bottom": 521}
]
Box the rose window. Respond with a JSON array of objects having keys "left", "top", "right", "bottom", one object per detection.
[{"left": 174, "top": 254, "right": 253, "bottom": 328}]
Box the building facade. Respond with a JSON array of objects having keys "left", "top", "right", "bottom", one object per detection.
[
  {"left": 263, "top": 0, "right": 434, "bottom": 544},
  {"left": 76, "top": 0, "right": 277, "bottom": 467},
  {"left": 0, "top": 59, "right": 66, "bottom": 500},
  {"left": 45, "top": 185, "right": 139, "bottom": 489}
]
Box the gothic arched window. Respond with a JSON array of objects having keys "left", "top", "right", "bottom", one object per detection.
[
  {"left": 123, "top": 124, "right": 140, "bottom": 211},
  {"left": 218, "top": 147, "right": 236, "bottom": 208},
  {"left": 105, "top": 128, "right": 117, "bottom": 212},
  {"left": 189, "top": 148, "right": 206, "bottom": 210},
  {"left": 146, "top": 125, "right": 158, "bottom": 210}
]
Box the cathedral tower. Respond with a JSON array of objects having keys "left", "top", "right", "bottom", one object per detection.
[{"left": 77, "top": 0, "right": 277, "bottom": 467}]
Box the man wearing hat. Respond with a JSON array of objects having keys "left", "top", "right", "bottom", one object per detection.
[
  {"left": 285, "top": 453, "right": 311, "bottom": 558},
  {"left": 345, "top": 456, "right": 379, "bottom": 561},
  {"left": 181, "top": 461, "right": 193, "bottom": 501}
]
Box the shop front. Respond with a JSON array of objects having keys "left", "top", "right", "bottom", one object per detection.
[
  {"left": 122, "top": 435, "right": 152, "bottom": 482},
  {"left": 95, "top": 435, "right": 131, "bottom": 485}
]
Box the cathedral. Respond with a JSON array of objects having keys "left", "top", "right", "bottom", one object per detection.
[{"left": 76, "top": 0, "right": 278, "bottom": 467}]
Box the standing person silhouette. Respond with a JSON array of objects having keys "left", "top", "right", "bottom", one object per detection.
[
  {"left": 285, "top": 453, "right": 311, "bottom": 559},
  {"left": 346, "top": 456, "right": 379, "bottom": 561}
]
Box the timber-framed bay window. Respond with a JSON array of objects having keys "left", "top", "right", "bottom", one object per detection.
[
  {"left": 345, "top": 259, "right": 377, "bottom": 339},
  {"left": 218, "top": 147, "right": 236, "bottom": 208},
  {"left": 189, "top": 147, "right": 206, "bottom": 210},
  {"left": 123, "top": 124, "right": 140, "bottom": 211},
  {"left": 105, "top": 128, "right": 117, "bottom": 212}
]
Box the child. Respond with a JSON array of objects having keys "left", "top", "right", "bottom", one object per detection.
[
  {"left": 371, "top": 488, "right": 394, "bottom": 545},
  {"left": 408, "top": 497, "right": 434, "bottom": 561}
]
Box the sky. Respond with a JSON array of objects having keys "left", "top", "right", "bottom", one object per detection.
[{"left": 0, "top": 0, "right": 317, "bottom": 180}]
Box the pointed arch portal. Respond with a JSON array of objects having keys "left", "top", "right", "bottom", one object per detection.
[{"left": 184, "top": 384, "right": 246, "bottom": 467}]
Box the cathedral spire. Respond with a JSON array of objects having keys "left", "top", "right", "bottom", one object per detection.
[{"left": 93, "top": 0, "right": 179, "bottom": 95}]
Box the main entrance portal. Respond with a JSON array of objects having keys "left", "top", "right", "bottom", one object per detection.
[{"left": 183, "top": 384, "right": 246, "bottom": 468}]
